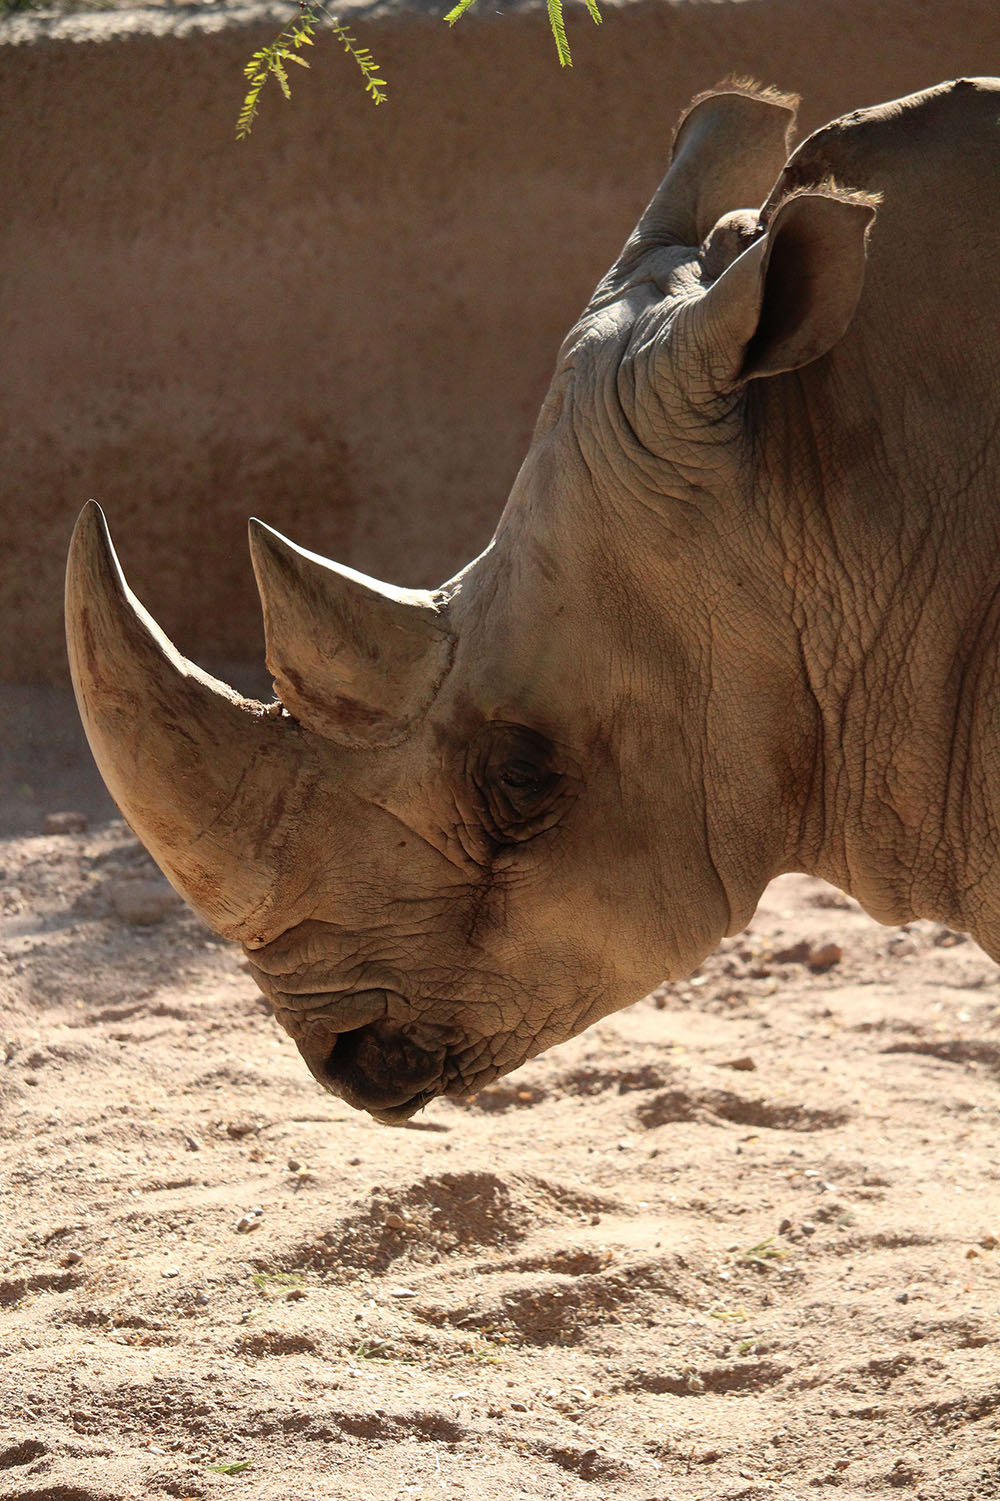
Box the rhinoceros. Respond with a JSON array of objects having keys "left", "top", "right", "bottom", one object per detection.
[{"left": 66, "top": 77, "right": 1000, "bottom": 1123}]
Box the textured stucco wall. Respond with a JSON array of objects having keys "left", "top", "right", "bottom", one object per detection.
[{"left": 3, "top": 0, "right": 997, "bottom": 680}]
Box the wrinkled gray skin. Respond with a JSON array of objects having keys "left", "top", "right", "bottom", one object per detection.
[{"left": 66, "top": 79, "right": 1000, "bottom": 1122}]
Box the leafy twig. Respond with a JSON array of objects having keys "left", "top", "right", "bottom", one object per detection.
[
  {"left": 327, "top": 12, "right": 388, "bottom": 105},
  {"left": 236, "top": 1, "right": 386, "bottom": 140},
  {"left": 444, "top": 0, "right": 601, "bottom": 68}
]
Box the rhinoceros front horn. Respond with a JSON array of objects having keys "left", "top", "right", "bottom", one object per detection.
[
  {"left": 248, "top": 519, "right": 454, "bottom": 748},
  {"left": 65, "top": 502, "right": 313, "bottom": 942}
]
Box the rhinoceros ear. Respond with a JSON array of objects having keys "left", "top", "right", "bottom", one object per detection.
[
  {"left": 621, "top": 85, "right": 798, "bottom": 258},
  {"left": 690, "top": 188, "right": 876, "bottom": 387},
  {"left": 249, "top": 520, "right": 454, "bottom": 748}
]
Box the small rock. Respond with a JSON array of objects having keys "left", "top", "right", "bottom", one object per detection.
[
  {"left": 980, "top": 1233, "right": 998, "bottom": 1250},
  {"left": 721, "top": 1056, "right": 757, "bottom": 1072},
  {"left": 44, "top": 811, "right": 88, "bottom": 835},
  {"left": 384, "top": 1211, "right": 408, "bottom": 1231},
  {"left": 895, "top": 1290, "right": 910, "bottom": 1304},
  {"left": 162, "top": 1267, "right": 180, "bottom": 1278},
  {"left": 108, "top": 877, "right": 181, "bottom": 926},
  {"left": 808, "top": 943, "right": 843, "bottom": 971},
  {"left": 801, "top": 1221, "right": 816, "bottom": 1236},
  {"left": 285, "top": 1287, "right": 308, "bottom": 1301},
  {"left": 510, "top": 1401, "right": 528, "bottom": 1412},
  {"left": 194, "top": 1292, "right": 210, "bottom": 1306},
  {"left": 388, "top": 1287, "right": 417, "bottom": 1298},
  {"left": 235, "top": 1209, "right": 263, "bottom": 1233},
  {"left": 965, "top": 1247, "right": 980, "bottom": 1260},
  {"left": 888, "top": 1459, "right": 919, "bottom": 1487},
  {"left": 60, "top": 1251, "right": 82, "bottom": 1267},
  {"left": 778, "top": 1218, "right": 793, "bottom": 1235},
  {"left": 184, "top": 1135, "right": 201, "bottom": 1152},
  {"left": 287, "top": 1158, "right": 302, "bottom": 1173},
  {"left": 773, "top": 940, "right": 812, "bottom": 965}
]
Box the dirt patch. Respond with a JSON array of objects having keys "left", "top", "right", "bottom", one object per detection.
[{"left": 2, "top": 757, "right": 1000, "bottom": 1497}]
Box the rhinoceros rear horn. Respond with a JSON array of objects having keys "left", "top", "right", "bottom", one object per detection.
[
  {"left": 248, "top": 520, "right": 454, "bottom": 748},
  {"left": 65, "top": 502, "right": 312, "bottom": 942},
  {"left": 624, "top": 83, "right": 798, "bottom": 256}
]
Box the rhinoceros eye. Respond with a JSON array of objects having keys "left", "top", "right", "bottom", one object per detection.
[{"left": 468, "top": 724, "right": 567, "bottom": 846}]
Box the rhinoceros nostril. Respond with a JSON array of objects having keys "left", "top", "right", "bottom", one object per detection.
[{"left": 321, "top": 1021, "right": 441, "bottom": 1121}]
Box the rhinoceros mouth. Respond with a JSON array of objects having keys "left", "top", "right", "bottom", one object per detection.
[
  {"left": 320, "top": 1021, "right": 444, "bottom": 1120},
  {"left": 275, "top": 999, "right": 445, "bottom": 1122}
]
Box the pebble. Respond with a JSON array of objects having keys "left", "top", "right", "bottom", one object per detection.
[
  {"left": 808, "top": 943, "right": 843, "bottom": 971},
  {"left": 43, "top": 811, "right": 88, "bottom": 835},
  {"left": 236, "top": 1208, "right": 264, "bottom": 1233},
  {"left": 510, "top": 1401, "right": 528, "bottom": 1412},
  {"left": 287, "top": 1158, "right": 302, "bottom": 1173},
  {"left": 60, "top": 1251, "right": 82, "bottom": 1267},
  {"left": 285, "top": 1287, "right": 308, "bottom": 1301},
  {"left": 722, "top": 1056, "right": 757, "bottom": 1072},
  {"left": 384, "top": 1211, "right": 408, "bottom": 1231},
  {"left": 108, "top": 877, "right": 182, "bottom": 926},
  {"left": 895, "top": 1290, "right": 910, "bottom": 1304},
  {"left": 184, "top": 1136, "right": 201, "bottom": 1152},
  {"left": 772, "top": 940, "right": 843, "bottom": 970},
  {"left": 801, "top": 1221, "right": 816, "bottom": 1236},
  {"left": 779, "top": 1218, "right": 793, "bottom": 1235},
  {"left": 162, "top": 1267, "right": 180, "bottom": 1278}
]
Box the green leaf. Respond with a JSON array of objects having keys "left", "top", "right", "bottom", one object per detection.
[
  {"left": 583, "top": 0, "right": 601, "bottom": 24},
  {"left": 272, "top": 58, "right": 291, "bottom": 98},
  {"left": 444, "top": 0, "right": 478, "bottom": 22},
  {"left": 546, "top": 0, "right": 572, "bottom": 66},
  {"left": 208, "top": 1460, "right": 253, "bottom": 1475}
]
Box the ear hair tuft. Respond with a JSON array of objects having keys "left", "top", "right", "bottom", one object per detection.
[
  {"left": 673, "top": 77, "right": 801, "bottom": 152},
  {"left": 761, "top": 176, "right": 883, "bottom": 227}
]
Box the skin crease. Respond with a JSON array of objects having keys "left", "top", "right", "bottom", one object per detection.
[{"left": 68, "top": 80, "right": 1000, "bottom": 1118}]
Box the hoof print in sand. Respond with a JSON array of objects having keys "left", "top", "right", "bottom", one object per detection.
[
  {"left": 437, "top": 1272, "right": 633, "bottom": 1346},
  {"left": 235, "top": 1330, "right": 319, "bottom": 1358},
  {"left": 0, "top": 1271, "right": 82, "bottom": 1308},
  {"left": 535, "top": 1443, "right": 628, "bottom": 1481},
  {"left": 274, "top": 1171, "right": 545, "bottom": 1277},
  {"left": 331, "top": 1410, "right": 467, "bottom": 1444},
  {"left": 552, "top": 1063, "right": 671, "bottom": 1097},
  {"left": 881, "top": 1037, "right": 1000, "bottom": 1072},
  {"left": 0, "top": 1441, "right": 48, "bottom": 1471},
  {"left": 2, "top": 1490, "right": 109, "bottom": 1501},
  {"left": 636, "top": 1087, "right": 850, "bottom": 1131},
  {"left": 625, "top": 1360, "right": 789, "bottom": 1396}
]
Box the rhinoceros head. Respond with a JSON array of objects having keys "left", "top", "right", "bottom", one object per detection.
[{"left": 67, "top": 84, "right": 875, "bottom": 1120}]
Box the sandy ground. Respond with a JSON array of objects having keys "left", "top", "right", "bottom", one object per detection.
[{"left": 2, "top": 703, "right": 1000, "bottom": 1501}]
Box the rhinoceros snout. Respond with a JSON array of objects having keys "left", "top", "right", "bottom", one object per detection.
[{"left": 304, "top": 1020, "right": 443, "bottom": 1123}]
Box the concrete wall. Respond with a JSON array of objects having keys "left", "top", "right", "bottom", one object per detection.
[{"left": 3, "top": 0, "right": 998, "bottom": 680}]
